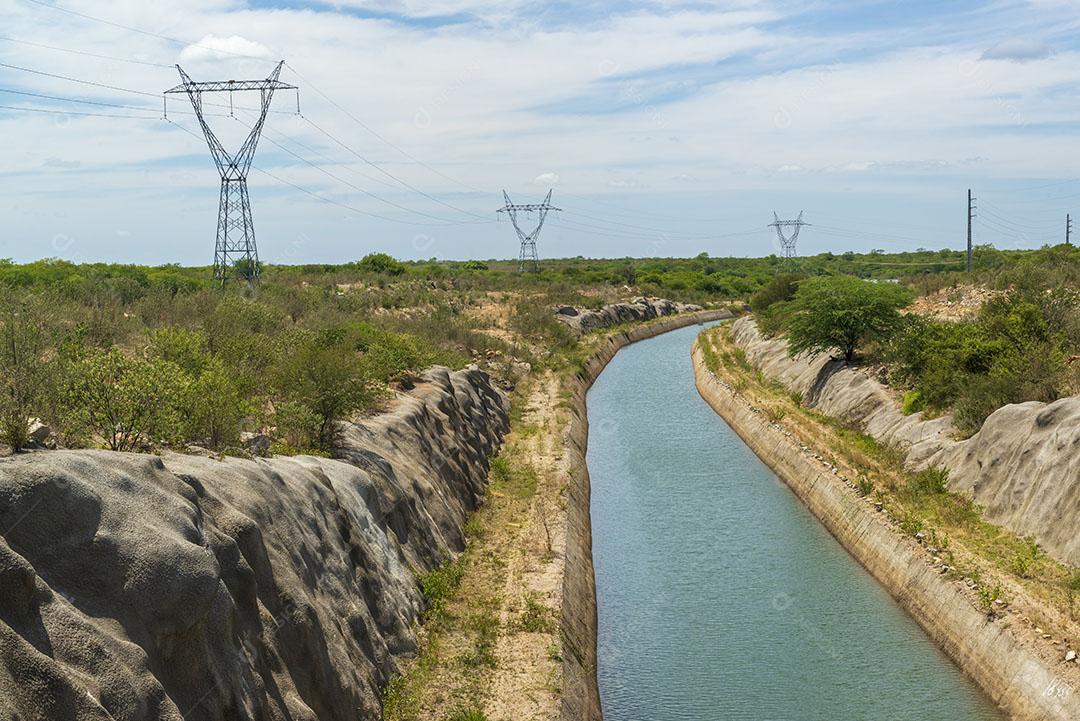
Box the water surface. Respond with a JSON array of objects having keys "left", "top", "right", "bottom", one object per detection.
[{"left": 587, "top": 322, "right": 1003, "bottom": 721}]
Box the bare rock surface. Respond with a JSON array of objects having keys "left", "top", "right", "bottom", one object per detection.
[
  {"left": 731, "top": 316, "right": 1080, "bottom": 566},
  {"left": 0, "top": 366, "right": 508, "bottom": 721},
  {"left": 555, "top": 297, "right": 707, "bottom": 336}
]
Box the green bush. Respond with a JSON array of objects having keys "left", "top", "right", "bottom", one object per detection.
[
  {"left": 906, "top": 466, "right": 948, "bottom": 497},
  {"left": 186, "top": 358, "right": 248, "bottom": 449},
  {"left": 900, "top": 390, "right": 924, "bottom": 415},
  {"left": 63, "top": 349, "right": 190, "bottom": 451},
  {"left": 885, "top": 286, "right": 1077, "bottom": 435},
  {"left": 273, "top": 330, "right": 374, "bottom": 449},
  {"left": 750, "top": 273, "right": 804, "bottom": 335}
]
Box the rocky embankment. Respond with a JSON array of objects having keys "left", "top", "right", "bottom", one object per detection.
[
  {"left": 729, "top": 316, "right": 1080, "bottom": 567},
  {"left": 555, "top": 297, "right": 704, "bottom": 336},
  {"left": 0, "top": 366, "right": 508, "bottom": 721}
]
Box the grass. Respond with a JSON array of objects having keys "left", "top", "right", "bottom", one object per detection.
[
  {"left": 420, "top": 560, "right": 467, "bottom": 622},
  {"left": 517, "top": 592, "right": 555, "bottom": 634}
]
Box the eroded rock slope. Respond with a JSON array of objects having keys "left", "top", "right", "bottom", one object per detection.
[
  {"left": 0, "top": 366, "right": 508, "bottom": 721},
  {"left": 730, "top": 316, "right": 1080, "bottom": 567},
  {"left": 554, "top": 297, "right": 706, "bottom": 336}
]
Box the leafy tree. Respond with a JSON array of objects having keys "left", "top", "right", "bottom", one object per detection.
[
  {"left": 273, "top": 329, "right": 373, "bottom": 449},
  {"left": 186, "top": 358, "right": 249, "bottom": 449},
  {"left": 357, "top": 253, "right": 405, "bottom": 276},
  {"left": 750, "top": 273, "right": 804, "bottom": 335},
  {"left": 462, "top": 260, "right": 488, "bottom": 272},
  {"left": 64, "top": 349, "right": 190, "bottom": 451},
  {"left": 0, "top": 293, "right": 53, "bottom": 450},
  {"left": 784, "top": 276, "right": 913, "bottom": 362},
  {"left": 147, "top": 326, "right": 211, "bottom": 376}
]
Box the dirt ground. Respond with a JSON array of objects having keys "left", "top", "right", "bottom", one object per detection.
[
  {"left": 908, "top": 284, "right": 1001, "bottom": 322},
  {"left": 389, "top": 368, "right": 568, "bottom": 721}
]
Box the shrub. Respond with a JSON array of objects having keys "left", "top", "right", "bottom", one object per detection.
[
  {"left": 273, "top": 330, "right": 374, "bottom": 449},
  {"left": 856, "top": 476, "right": 874, "bottom": 497},
  {"left": 186, "top": 358, "right": 248, "bottom": 449},
  {"left": 272, "top": 400, "right": 321, "bottom": 451},
  {"left": 900, "top": 390, "right": 924, "bottom": 415},
  {"left": 750, "top": 273, "right": 804, "bottom": 335},
  {"left": 462, "top": 260, "right": 489, "bottom": 271},
  {"left": 899, "top": 513, "right": 924, "bottom": 537},
  {"left": 64, "top": 349, "right": 190, "bottom": 451},
  {"left": 906, "top": 466, "right": 948, "bottom": 497},
  {"left": 147, "top": 326, "right": 211, "bottom": 376}
]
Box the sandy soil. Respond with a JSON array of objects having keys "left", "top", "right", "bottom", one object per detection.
[
  {"left": 483, "top": 373, "right": 568, "bottom": 721},
  {"left": 400, "top": 369, "right": 567, "bottom": 721}
]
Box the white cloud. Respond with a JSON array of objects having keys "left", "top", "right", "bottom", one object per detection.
[
  {"left": 4, "top": 0, "right": 1080, "bottom": 263},
  {"left": 179, "top": 35, "right": 275, "bottom": 64}
]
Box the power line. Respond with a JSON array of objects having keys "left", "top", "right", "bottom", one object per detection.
[
  {"left": 167, "top": 119, "right": 492, "bottom": 230},
  {"left": 0, "top": 102, "right": 156, "bottom": 119},
  {"left": 237, "top": 116, "right": 492, "bottom": 225},
  {"left": 0, "top": 35, "right": 174, "bottom": 68},
  {"left": 283, "top": 62, "right": 491, "bottom": 197},
  {"left": 560, "top": 208, "right": 722, "bottom": 239},
  {"left": 0, "top": 60, "right": 161, "bottom": 98},
  {"left": 0, "top": 86, "right": 227, "bottom": 117},
  {"left": 21, "top": 0, "right": 277, "bottom": 64},
  {"left": 302, "top": 116, "right": 490, "bottom": 220},
  {"left": 0, "top": 58, "right": 288, "bottom": 115}
]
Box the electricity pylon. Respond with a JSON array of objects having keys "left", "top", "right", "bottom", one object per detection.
[
  {"left": 165, "top": 61, "right": 298, "bottom": 284},
  {"left": 497, "top": 190, "right": 561, "bottom": 272},
  {"left": 770, "top": 211, "right": 809, "bottom": 267}
]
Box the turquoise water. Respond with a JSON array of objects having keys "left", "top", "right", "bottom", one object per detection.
[{"left": 587, "top": 323, "right": 1003, "bottom": 721}]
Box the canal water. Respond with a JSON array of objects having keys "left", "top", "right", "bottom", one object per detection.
[{"left": 587, "top": 323, "right": 1002, "bottom": 721}]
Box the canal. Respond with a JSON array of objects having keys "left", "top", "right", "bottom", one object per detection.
[{"left": 587, "top": 322, "right": 1002, "bottom": 721}]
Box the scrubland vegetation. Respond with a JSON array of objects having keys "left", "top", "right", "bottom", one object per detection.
[
  {"left": 0, "top": 242, "right": 1069, "bottom": 453},
  {"left": 750, "top": 243, "right": 1080, "bottom": 436}
]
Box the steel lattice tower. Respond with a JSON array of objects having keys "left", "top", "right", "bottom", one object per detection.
[
  {"left": 769, "top": 211, "right": 809, "bottom": 265},
  {"left": 165, "top": 62, "right": 297, "bottom": 284},
  {"left": 497, "top": 189, "right": 561, "bottom": 272}
]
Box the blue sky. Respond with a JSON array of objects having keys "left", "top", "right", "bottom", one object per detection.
[{"left": 2, "top": 0, "right": 1080, "bottom": 264}]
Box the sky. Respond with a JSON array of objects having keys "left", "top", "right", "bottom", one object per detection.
[{"left": 3, "top": 0, "right": 1080, "bottom": 265}]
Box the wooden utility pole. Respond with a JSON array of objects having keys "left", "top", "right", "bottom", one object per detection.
[{"left": 967, "top": 189, "right": 975, "bottom": 272}]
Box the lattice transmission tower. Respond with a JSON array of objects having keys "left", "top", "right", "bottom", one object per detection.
[
  {"left": 165, "top": 62, "right": 298, "bottom": 284},
  {"left": 497, "top": 190, "right": 561, "bottom": 272},
  {"left": 769, "top": 211, "right": 809, "bottom": 266}
]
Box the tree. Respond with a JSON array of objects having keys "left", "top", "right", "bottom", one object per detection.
[
  {"left": 273, "top": 329, "right": 373, "bottom": 449},
  {"left": 784, "top": 276, "right": 913, "bottom": 362},
  {"left": 357, "top": 253, "right": 405, "bottom": 276},
  {"left": 750, "top": 273, "right": 805, "bottom": 335},
  {"left": 0, "top": 293, "right": 52, "bottom": 450},
  {"left": 186, "top": 358, "right": 249, "bottom": 449}
]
